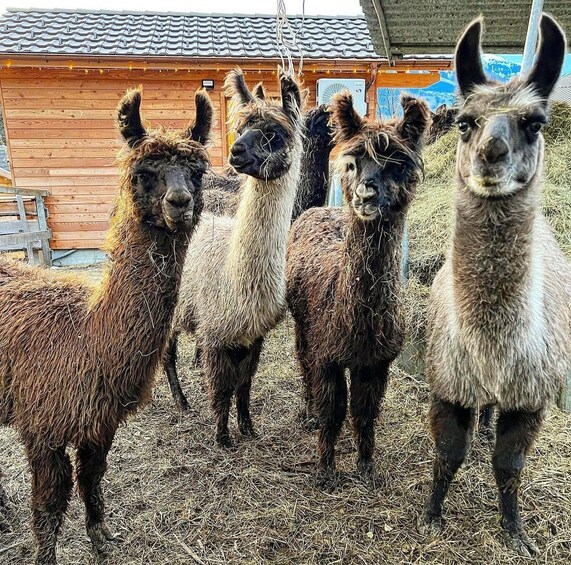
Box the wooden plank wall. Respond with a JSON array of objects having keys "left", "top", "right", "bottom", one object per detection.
[{"left": 0, "top": 64, "right": 439, "bottom": 250}]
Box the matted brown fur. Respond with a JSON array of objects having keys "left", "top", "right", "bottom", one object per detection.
[
  {"left": 286, "top": 91, "right": 430, "bottom": 488},
  {"left": 0, "top": 87, "right": 213, "bottom": 564}
]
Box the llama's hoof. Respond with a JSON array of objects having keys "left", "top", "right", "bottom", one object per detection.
[
  {"left": 356, "top": 460, "right": 377, "bottom": 489},
  {"left": 88, "top": 522, "right": 123, "bottom": 555},
  {"left": 174, "top": 397, "right": 190, "bottom": 412},
  {"left": 238, "top": 420, "right": 258, "bottom": 438},
  {"left": 417, "top": 512, "right": 444, "bottom": 535},
  {"left": 315, "top": 468, "right": 337, "bottom": 492},
  {"left": 502, "top": 527, "right": 539, "bottom": 557},
  {"left": 216, "top": 433, "right": 234, "bottom": 449},
  {"left": 299, "top": 412, "right": 320, "bottom": 432}
]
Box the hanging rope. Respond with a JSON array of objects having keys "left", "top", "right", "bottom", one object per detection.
[{"left": 275, "top": 0, "right": 306, "bottom": 76}]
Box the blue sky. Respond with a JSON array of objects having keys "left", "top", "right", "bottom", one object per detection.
[{"left": 378, "top": 54, "right": 571, "bottom": 117}]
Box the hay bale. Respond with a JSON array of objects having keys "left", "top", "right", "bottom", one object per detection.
[{"left": 399, "top": 102, "right": 571, "bottom": 384}]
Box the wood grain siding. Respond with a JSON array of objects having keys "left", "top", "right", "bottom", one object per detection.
[{"left": 0, "top": 63, "right": 441, "bottom": 250}]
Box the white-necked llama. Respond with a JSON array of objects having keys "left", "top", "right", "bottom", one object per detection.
[
  {"left": 0, "top": 88, "right": 213, "bottom": 564},
  {"left": 201, "top": 101, "right": 332, "bottom": 218},
  {"left": 286, "top": 91, "right": 430, "bottom": 489},
  {"left": 164, "top": 69, "right": 304, "bottom": 446},
  {"left": 421, "top": 15, "right": 571, "bottom": 557}
]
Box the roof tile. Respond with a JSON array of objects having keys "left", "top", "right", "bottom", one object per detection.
[{"left": 0, "top": 9, "right": 378, "bottom": 60}]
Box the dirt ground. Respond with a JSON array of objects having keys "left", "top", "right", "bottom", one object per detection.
[{"left": 0, "top": 268, "right": 570, "bottom": 564}]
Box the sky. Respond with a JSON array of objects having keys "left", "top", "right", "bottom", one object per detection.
[{"left": 0, "top": 0, "right": 363, "bottom": 15}]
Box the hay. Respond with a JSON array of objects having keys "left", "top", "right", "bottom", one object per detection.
[
  {"left": 1, "top": 308, "right": 570, "bottom": 564},
  {"left": 403, "top": 101, "right": 571, "bottom": 348}
]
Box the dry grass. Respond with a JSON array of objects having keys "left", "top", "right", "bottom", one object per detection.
[{"left": 1, "top": 276, "right": 570, "bottom": 563}]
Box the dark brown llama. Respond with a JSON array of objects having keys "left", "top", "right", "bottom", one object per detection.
[
  {"left": 427, "top": 104, "right": 459, "bottom": 144},
  {"left": 0, "top": 88, "right": 213, "bottom": 564},
  {"left": 286, "top": 91, "right": 430, "bottom": 489},
  {"left": 164, "top": 69, "right": 304, "bottom": 445},
  {"left": 420, "top": 15, "right": 571, "bottom": 557}
]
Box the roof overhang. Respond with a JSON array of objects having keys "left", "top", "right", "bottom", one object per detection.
[
  {"left": 360, "top": 0, "right": 571, "bottom": 62},
  {"left": 0, "top": 54, "right": 453, "bottom": 73}
]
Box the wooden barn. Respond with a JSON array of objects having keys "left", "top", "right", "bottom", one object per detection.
[{"left": 0, "top": 9, "right": 451, "bottom": 261}]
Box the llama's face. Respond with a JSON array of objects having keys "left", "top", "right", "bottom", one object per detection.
[
  {"left": 117, "top": 88, "right": 213, "bottom": 232},
  {"left": 455, "top": 90, "right": 548, "bottom": 198},
  {"left": 332, "top": 92, "right": 429, "bottom": 221},
  {"left": 225, "top": 69, "right": 302, "bottom": 181},
  {"left": 454, "top": 15, "right": 566, "bottom": 198}
]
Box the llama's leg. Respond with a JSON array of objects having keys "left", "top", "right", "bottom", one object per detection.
[
  {"left": 314, "top": 362, "right": 347, "bottom": 490},
  {"left": 236, "top": 337, "right": 263, "bottom": 438},
  {"left": 164, "top": 332, "right": 190, "bottom": 412},
  {"left": 478, "top": 405, "right": 495, "bottom": 444},
  {"left": 349, "top": 361, "right": 390, "bottom": 484},
  {"left": 76, "top": 438, "right": 121, "bottom": 556},
  {"left": 27, "top": 444, "right": 73, "bottom": 565},
  {"left": 295, "top": 326, "right": 318, "bottom": 431},
  {"left": 493, "top": 409, "right": 543, "bottom": 557},
  {"left": 0, "top": 470, "right": 15, "bottom": 530},
  {"left": 194, "top": 346, "right": 203, "bottom": 368},
  {"left": 204, "top": 346, "right": 236, "bottom": 448},
  {"left": 421, "top": 395, "right": 475, "bottom": 533}
]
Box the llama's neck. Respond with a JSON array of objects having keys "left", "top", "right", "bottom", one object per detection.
[
  {"left": 88, "top": 203, "right": 189, "bottom": 410},
  {"left": 340, "top": 209, "right": 406, "bottom": 312},
  {"left": 227, "top": 141, "right": 302, "bottom": 289},
  {"left": 451, "top": 174, "right": 542, "bottom": 324},
  {"left": 293, "top": 136, "right": 331, "bottom": 218}
]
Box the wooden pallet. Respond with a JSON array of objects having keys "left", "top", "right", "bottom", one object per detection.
[{"left": 0, "top": 186, "right": 51, "bottom": 265}]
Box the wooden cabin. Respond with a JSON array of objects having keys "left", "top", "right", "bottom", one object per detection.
[{"left": 0, "top": 9, "right": 450, "bottom": 259}]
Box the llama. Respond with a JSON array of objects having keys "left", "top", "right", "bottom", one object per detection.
[
  {"left": 164, "top": 68, "right": 304, "bottom": 445},
  {"left": 286, "top": 91, "right": 430, "bottom": 489},
  {"left": 0, "top": 87, "right": 213, "bottom": 564},
  {"left": 201, "top": 102, "right": 332, "bottom": 218},
  {"left": 420, "top": 15, "right": 571, "bottom": 557},
  {"left": 291, "top": 103, "right": 333, "bottom": 220},
  {"left": 427, "top": 104, "right": 458, "bottom": 144}
]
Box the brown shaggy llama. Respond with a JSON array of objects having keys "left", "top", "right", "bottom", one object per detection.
[
  {"left": 164, "top": 69, "right": 304, "bottom": 445},
  {"left": 201, "top": 102, "right": 332, "bottom": 218},
  {"left": 420, "top": 15, "right": 571, "bottom": 557},
  {"left": 0, "top": 88, "right": 213, "bottom": 564},
  {"left": 286, "top": 91, "right": 430, "bottom": 489}
]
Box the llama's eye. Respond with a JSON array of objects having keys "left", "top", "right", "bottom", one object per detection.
[
  {"left": 136, "top": 170, "right": 156, "bottom": 184},
  {"left": 346, "top": 161, "right": 355, "bottom": 172},
  {"left": 457, "top": 120, "right": 470, "bottom": 134},
  {"left": 526, "top": 121, "right": 543, "bottom": 135},
  {"left": 191, "top": 170, "right": 204, "bottom": 184}
]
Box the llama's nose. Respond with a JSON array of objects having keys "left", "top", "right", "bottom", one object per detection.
[
  {"left": 356, "top": 182, "right": 378, "bottom": 202},
  {"left": 165, "top": 188, "right": 191, "bottom": 208},
  {"left": 478, "top": 136, "right": 509, "bottom": 164},
  {"left": 231, "top": 142, "right": 246, "bottom": 156}
]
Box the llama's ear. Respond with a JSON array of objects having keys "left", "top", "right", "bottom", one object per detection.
[
  {"left": 455, "top": 18, "right": 487, "bottom": 98},
  {"left": 224, "top": 68, "right": 254, "bottom": 105},
  {"left": 188, "top": 89, "right": 214, "bottom": 146},
  {"left": 434, "top": 104, "right": 447, "bottom": 114},
  {"left": 252, "top": 82, "right": 266, "bottom": 100},
  {"left": 117, "top": 88, "right": 147, "bottom": 148},
  {"left": 525, "top": 14, "right": 567, "bottom": 103},
  {"left": 279, "top": 70, "right": 302, "bottom": 121},
  {"left": 397, "top": 95, "right": 431, "bottom": 148},
  {"left": 331, "top": 91, "right": 362, "bottom": 142}
]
